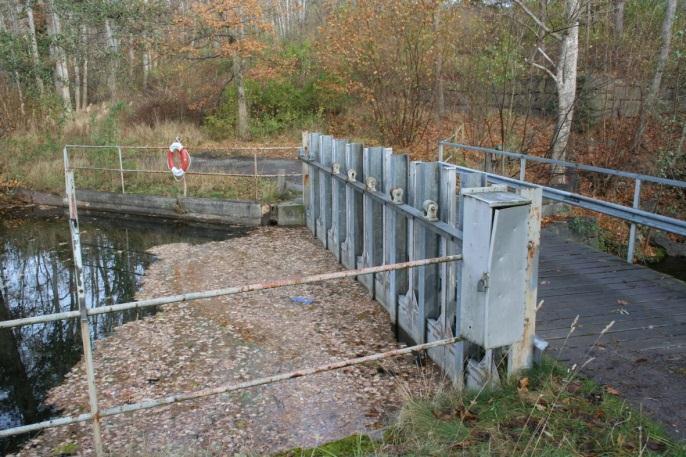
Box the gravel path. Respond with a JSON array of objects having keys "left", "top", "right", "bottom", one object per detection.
[{"left": 17, "top": 227, "right": 442, "bottom": 456}]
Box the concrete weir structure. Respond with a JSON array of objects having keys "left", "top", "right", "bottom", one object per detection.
[{"left": 14, "top": 188, "right": 305, "bottom": 227}]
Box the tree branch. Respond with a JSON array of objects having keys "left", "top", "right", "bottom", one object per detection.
[
  {"left": 513, "top": 0, "right": 561, "bottom": 41},
  {"left": 527, "top": 59, "right": 558, "bottom": 83}
]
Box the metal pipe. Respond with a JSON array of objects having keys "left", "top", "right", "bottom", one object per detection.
[
  {"left": 440, "top": 141, "right": 686, "bottom": 189},
  {"left": 449, "top": 164, "right": 686, "bottom": 237},
  {"left": 70, "top": 167, "right": 302, "bottom": 178},
  {"left": 65, "top": 171, "right": 105, "bottom": 457},
  {"left": 66, "top": 145, "right": 300, "bottom": 151},
  {"left": 0, "top": 336, "right": 462, "bottom": 438},
  {"left": 117, "top": 146, "right": 125, "bottom": 194},
  {"left": 627, "top": 179, "right": 642, "bottom": 264},
  {"left": 519, "top": 157, "right": 526, "bottom": 181},
  {"left": 0, "top": 255, "right": 462, "bottom": 329}
]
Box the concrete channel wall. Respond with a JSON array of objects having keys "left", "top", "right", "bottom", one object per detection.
[{"left": 14, "top": 189, "right": 305, "bottom": 227}]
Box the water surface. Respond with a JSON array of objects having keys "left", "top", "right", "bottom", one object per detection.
[{"left": 0, "top": 210, "right": 246, "bottom": 453}]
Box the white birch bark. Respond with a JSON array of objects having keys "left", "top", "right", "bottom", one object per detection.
[
  {"left": 25, "top": 0, "right": 44, "bottom": 95},
  {"left": 550, "top": 0, "right": 579, "bottom": 169},
  {"left": 105, "top": 18, "right": 118, "bottom": 100},
  {"left": 45, "top": 0, "right": 71, "bottom": 112}
]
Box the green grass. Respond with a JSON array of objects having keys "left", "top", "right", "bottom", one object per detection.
[{"left": 278, "top": 359, "right": 686, "bottom": 456}]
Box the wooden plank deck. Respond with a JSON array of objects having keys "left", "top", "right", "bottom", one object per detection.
[{"left": 537, "top": 227, "right": 686, "bottom": 440}]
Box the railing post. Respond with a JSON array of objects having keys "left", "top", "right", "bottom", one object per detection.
[
  {"left": 438, "top": 142, "right": 445, "bottom": 162},
  {"left": 65, "top": 170, "right": 105, "bottom": 457},
  {"left": 519, "top": 157, "right": 526, "bottom": 181},
  {"left": 117, "top": 146, "right": 125, "bottom": 193},
  {"left": 627, "top": 179, "right": 642, "bottom": 263}
]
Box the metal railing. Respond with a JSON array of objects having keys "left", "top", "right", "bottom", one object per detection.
[
  {"left": 65, "top": 144, "right": 302, "bottom": 201},
  {"left": 439, "top": 140, "right": 686, "bottom": 263},
  {"left": 0, "top": 155, "right": 463, "bottom": 454}
]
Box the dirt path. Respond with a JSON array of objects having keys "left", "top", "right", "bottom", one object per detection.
[{"left": 18, "top": 227, "right": 441, "bottom": 456}]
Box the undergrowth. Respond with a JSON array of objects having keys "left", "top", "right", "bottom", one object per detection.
[
  {"left": 280, "top": 359, "right": 685, "bottom": 457},
  {"left": 0, "top": 105, "right": 301, "bottom": 203}
]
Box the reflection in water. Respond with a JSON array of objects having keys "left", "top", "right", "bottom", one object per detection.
[{"left": 0, "top": 212, "right": 245, "bottom": 453}]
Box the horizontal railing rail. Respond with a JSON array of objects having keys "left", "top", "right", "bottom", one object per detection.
[
  {"left": 65, "top": 145, "right": 300, "bottom": 151},
  {"left": 71, "top": 166, "right": 302, "bottom": 178},
  {"left": 439, "top": 140, "right": 686, "bottom": 263},
  {"left": 439, "top": 141, "right": 686, "bottom": 189},
  {"left": 0, "top": 335, "right": 462, "bottom": 438},
  {"left": 0, "top": 255, "right": 462, "bottom": 329},
  {"left": 65, "top": 144, "right": 301, "bottom": 201}
]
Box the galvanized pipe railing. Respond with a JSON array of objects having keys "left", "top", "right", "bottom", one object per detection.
[
  {"left": 0, "top": 335, "right": 462, "bottom": 438},
  {"left": 439, "top": 140, "right": 686, "bottom": 263},
  {"left": 0, "top": 254, "right": 462, "bottom": 329},
  {"left": 65, "top": 144, "right": 302, "bottom": 203}
]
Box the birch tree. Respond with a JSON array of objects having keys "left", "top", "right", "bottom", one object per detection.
[
  {"left": 514, "top": 0, "right": 580, "bottom": 182},
  {"left": 24, "top": 0, "right": 44, "bottom": 95},
  {"left": 45, "top": 0, "right": 71, "bottom": 112}
]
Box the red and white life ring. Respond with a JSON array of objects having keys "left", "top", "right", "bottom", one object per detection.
[{"left": 167, "top": 141, "right": 191, "bottom": 179}]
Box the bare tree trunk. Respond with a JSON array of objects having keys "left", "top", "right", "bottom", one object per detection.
[
  {"left": 81, "top": 25, "right": 88, "bottom": 109},
  {"left": 632, "top": 0, "right": 677, "bottom": 151},
  {"left": 105, "top": 18, "right": 118, "bottom": 100},
  {"left": 550, "top": 0, "right": 580, "bottom": 182},
  {"left": 233, "top": 53, "right": 249, "bottom": 139},
  {"left": 45, "top": 0, "right": 71, "bottom": 112},
  {"left": 434, "top": 6, "right": 445, "bottom": 119},
  {"left": 128, "top": 34, "right": 135, "bottom": 80},
  {"left": 613, "top": 0, "right": 625, "bottom": 38},
  {"left": 72, "top": 56, "right": 80, "bottom": 111},
  {"left": 143, "top": 49, "right": 151, "bottom": 88},
  {"left": 25, "top": 0, "right": 44, "bottom": 95}
]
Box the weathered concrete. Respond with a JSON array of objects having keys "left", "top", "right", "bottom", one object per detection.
[
  {"left": 272, "top": 200, "right": 305, "bottom": 226},
  {"left": 14, "top": 189, "right": 268, "bottom": 227}
]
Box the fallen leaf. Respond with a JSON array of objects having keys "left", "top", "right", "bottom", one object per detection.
[
  {"left": 566, "top": 381, "right": 582, "bottom": 394},
  {"left": 517, "top": 377, "right": 529, "bottom": 393},
  {"left": 605, "top": 386, "right": 621, "bottom": 396}
]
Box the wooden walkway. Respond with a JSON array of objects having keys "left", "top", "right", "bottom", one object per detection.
[{"left": 537, "top": 226, "right": 686, "bottom": 440}]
